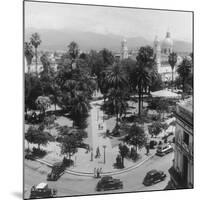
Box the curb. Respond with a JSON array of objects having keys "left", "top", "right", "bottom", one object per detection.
[
  {"left": 35, "top": 159, "right": 53, "bottom": 168},
  {"left": 64, "top": 154, "right": 154, "bottom": 177},
  {"left": 34, "top": 154, "right": 154, "bottom": 177}
]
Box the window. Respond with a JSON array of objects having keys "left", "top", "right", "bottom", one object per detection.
[{"left": 183, "top": 132, "right": 189, "bottom": 145}]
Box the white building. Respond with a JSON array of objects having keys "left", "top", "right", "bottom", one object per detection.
[{"left": 153, "top": 31, "right": 183, "bottom": 82}]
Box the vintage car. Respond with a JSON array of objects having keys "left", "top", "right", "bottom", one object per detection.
[
  {"left": 156, "top": 144, "right": 173, "bottom": 156},
  {"left": 143, "top": 170, "right": 166, "bottom": 186},
  {"left": 47, "top": 162, "right": 66, "bottom": 181},
  {"left": 30, "top": 183, "right": 57, "bottom": 198},
  {"left": 96, "top": 176, "right": 123, "bottom": 191},
  {"left": 25, "top": 152, "right": 34, "bottom": 160}
]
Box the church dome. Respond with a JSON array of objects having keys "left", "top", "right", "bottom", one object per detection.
[
  {"left": 122, "top": 38, "right": 127, "bottom": 43},
  {"left": 154, "top": 36, "right": 160, "bottom": 44},
  {"left": 162, "top": 32, "right": 173, "bottom": 48}
]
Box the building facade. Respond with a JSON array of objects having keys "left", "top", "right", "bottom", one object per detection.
[
  {"left": 169, "top": 98, "right": 193, "bottom": 189},
  {"left": 153, "top": 31, "right": 183, "bottom": 82}
]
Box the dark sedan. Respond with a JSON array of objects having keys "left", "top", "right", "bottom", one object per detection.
[
  {"left": 143, "top": 170, "right": 166, "bottom": 186},
  {"left": 96, "top": 176, "right": 123, "bottom": 191}
]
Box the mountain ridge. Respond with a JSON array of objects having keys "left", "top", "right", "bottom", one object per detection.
[{"left": 25, "top": 28, "right": 192, "bottom": 53}]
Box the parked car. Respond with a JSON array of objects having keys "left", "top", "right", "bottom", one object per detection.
[
  {"left": 96, "top": 176, "right": 123, "bottom": 191},
  {"left": 156, "top": 144, "right": 173, "bottom": 156},
  {"left": 30, "top": 183, "right": 57, "bottom": 198},
  {"left": 143, "top": 170, "right": 166, "bottom": 186},
  {"left": 25, "top": 152, "right": 34, "bottom": 160},
  {"left": 47, "top": 162, "right": 66, "bottom": 181}
]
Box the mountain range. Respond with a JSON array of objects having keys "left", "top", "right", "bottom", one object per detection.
[{"left": 25, "top": 28, "right": 192, "bottom": 53}]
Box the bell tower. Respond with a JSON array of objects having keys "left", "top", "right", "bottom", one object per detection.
[
  {"left": 120, "top": 39, "right": 129, "bottom": 60},
  {"left": 154, "top": 36, "right": 161, "bottom": 71}
]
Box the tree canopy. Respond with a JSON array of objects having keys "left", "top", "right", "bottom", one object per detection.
[{"left": 123, "top": 124, "right": 147, "bottom": 152}]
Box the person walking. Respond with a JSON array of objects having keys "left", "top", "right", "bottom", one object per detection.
[
  {"left": 94, "top": 168, "right": 97, "bottom": 178},
  {"left": 96, "top": 146, "right": 101, "bottom": 158},
  {"left": 97, "top": 168, "right": 100, "bottom": 178}
]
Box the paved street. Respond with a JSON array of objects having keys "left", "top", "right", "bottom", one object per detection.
[{"left": 24, "top": 152, "right": 173, "bottom": 199}]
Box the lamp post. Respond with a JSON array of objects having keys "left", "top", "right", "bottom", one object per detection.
[
  {"left": 102, "top": 145, "right": 106, "bottom": 164},
  {"left": 97, "top": 110, "right": 99, "bottom": 121},
  {"left": 90, "top": 147, "right": 93, "bottom": 161}
]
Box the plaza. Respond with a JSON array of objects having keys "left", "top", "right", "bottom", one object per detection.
[{"left": 24, "top": 2, "right": 193, "bottom": 199}]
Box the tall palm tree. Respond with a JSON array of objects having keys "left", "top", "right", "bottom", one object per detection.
[
  {"left": 30, "top": 33, "right": 42, "bottom": 75},
  {"left": 107, "top": 88, "right": 128, "bottom": 129},
  {"left": 135, "top": 46, "right": 155, "bottom": 116},
  {"left": 105, "top": 63, "right": 128, "bottom": 130},
  {"left": 135, "top": 67, "right": 151, "bottom": 115},
  {"left": 106, "top": 63, "right": 127, "bottom": 90},
  {"left": 24, "top": 42, "right": 34, "bottom": 74},
  {"left": 70, "top": 92, "right": 90, "bottom": 128},
  {"left": 168, "top": 52, "right": 177, "bottom": 91},
  {"left": 177, "top": 57, "right": 192, "bottom": 93},
  {"left": 68, "top": 41, "right": 79, "bottom": 71}
]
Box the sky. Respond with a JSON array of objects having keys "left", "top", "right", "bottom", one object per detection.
[{"left": 25, "top": 1, "right": 193, "bottom": 42}]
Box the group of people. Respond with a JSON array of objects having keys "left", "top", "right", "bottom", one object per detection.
[{"left": 94, "top": 167, "right": 102, "bottom": 178}]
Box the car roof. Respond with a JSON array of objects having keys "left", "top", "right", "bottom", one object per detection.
[
  {"left": 102, "top": 176, "right": 112, "bottom": 180},
  {"left": 36, "top": 183, "right": 48, "bottom": 189},
  {"left": 147, "top": 170, "right": 158, "bottom": 175},
  {"left": 158, "top": 144, "right": 170, "bottom": 148}
]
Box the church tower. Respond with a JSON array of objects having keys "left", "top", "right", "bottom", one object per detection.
[
  {"left": 120, "top": 39, "right": 129, "bottom": 60},
  {"left": 154, "top": 36, "right": 161, "bottom": 71}
]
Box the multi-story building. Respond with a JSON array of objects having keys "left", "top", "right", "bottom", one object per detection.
[{"left": 168, "top": 98, "right": 193, "bottom": 189}]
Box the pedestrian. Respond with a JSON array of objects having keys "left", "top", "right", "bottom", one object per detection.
[
  {"left": 100, "top": 168, "right": 102, "bottom": 176},
  {"left": 94, "top": 168, "right": 96, "bottom": 178},
  {"left": 96, "top": 146, "right": 101, "bottom": 158},
  {"left": 97, "top": 168, "right": 100, "bottom": 178}
]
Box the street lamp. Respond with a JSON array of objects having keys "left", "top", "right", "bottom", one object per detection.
[
  {"left": 90, "top": 147, "right": 93, "bottom": 161},
  {"left": 102, "top": 145, "right": 106, "bottom": 164},
  {"left": 97, "top": 110, "right": 99, "bottom": 121}
]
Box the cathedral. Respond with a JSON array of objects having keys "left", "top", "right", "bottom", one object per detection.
[{"left": 153, "top": 31, "right": 182, "bottom": 82}]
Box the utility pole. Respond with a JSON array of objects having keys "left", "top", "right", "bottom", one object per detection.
[{"left": 103, "top": 145, "right": 106, "bottom": 164}]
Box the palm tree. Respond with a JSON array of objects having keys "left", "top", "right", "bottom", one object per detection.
[
  {"left": 24, "top": 42, "right": 34, "bottom": 74},
  {"left": 98, "top": 71, "right": 109, "bottom": 102},
  {"left": 30, "top": 33, "right": 42, "bottom": 75},
  {"left": 70, "top": 92, "right": 90, "bottom": 128},
  {"left": 105, "top": 63, "right": 128, "bottom": 131},
  {"left": 168, "top": 52, "right": 177, "bottom": 91},
  {"left": 177, "top": 57, "right": 192, "bottom": 93},
  {"left": 123, "top": 123, "right": 147, "bottom": 153},
  {"left": 68, "top": 41, "right": 79, "bottom": 70},
  {"left": 68, "top": 41, "right": 79, "bottom": 59},
  {"left": 135, "top": 67, "right": 151, "bottom": 115},
  {"left": 107, "top": 88, "right": 128, "bottom": 129},
  {"left": 106, "top": 63, "right": 127, "bottom": 90},
  {"left": 135, "top": 46, "right": 155, "bottom": 116}
]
